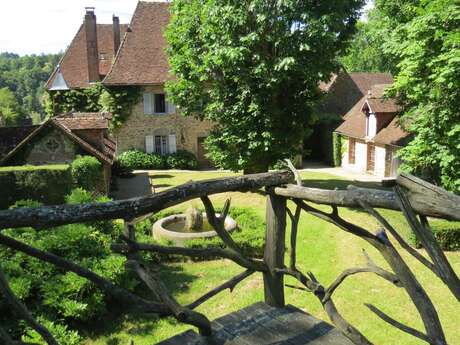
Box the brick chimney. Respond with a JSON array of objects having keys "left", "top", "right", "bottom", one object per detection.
[
  {"left": 112, "top": 15, "right": 121, "bottom": 55},
  {"left": 84, "top": 7, "right": 99, "bottom": 82}
]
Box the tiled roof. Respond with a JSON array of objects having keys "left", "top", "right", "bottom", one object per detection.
[
  {"left": 364, "top": 84, "right": 400, "bottom": 114},
  {"left": 348, "top": 73, "right": 393, "bottom": 96},
  {"left": 103, "top": 1, "right": 171, "bottom": 85},
  {"left": 335, "top": 83, "right": 409, "bottom": 147},
  {"left": 373, "top": 116, "right": 411, "bottom": 146},
  {"left": 335, "top": 95, "right": 368, "bottom": 139},
  {"left": 55, "top": 112, "right": 110, "bottom": 130},
  {"left": 46, "top": 24, "right": 128, "bottom": 89},
  {"left": 0, "top": 113, "right": 116, "bottom": 165}
]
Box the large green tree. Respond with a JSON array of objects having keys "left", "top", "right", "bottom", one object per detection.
[
  {"left": 386, "top": 0, "right": 460, "bottom": 192},
  {"left": 166, "top": 0, "right": 364, "bottom": 172},
  {"left": 0, "top": 87, "right": 27, "bottom": 126},
  {"left": 0, "top": 52, "right": 60, "bottom": 120},
  {"left": 341, "top": 0, "right": 419, "bottom": 73}
]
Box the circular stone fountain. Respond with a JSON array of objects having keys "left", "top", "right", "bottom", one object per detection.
[{"left": 152, "top": 208, "right": 237, "bottom": 246}]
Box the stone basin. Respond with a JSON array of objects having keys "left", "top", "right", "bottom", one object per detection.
[{"left": 152, "top": 213, "right": 237, "bottom": 246}]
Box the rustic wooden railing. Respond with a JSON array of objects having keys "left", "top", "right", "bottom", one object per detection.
[{"left": 0, "top": 168, "right": 458, "bottom": 345}]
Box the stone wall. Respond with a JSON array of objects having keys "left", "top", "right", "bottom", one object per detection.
[
  {"left": 114, "top": 85, "right": 214, "bottom": 165},
  {"left": 25, "top": 128, "right": 77, "bottom": 165}
]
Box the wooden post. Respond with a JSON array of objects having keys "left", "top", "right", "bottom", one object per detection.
[{"left": 263, "top": 191, "right": 286, "bottom": 307}]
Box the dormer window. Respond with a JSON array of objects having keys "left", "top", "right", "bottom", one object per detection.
[{"left": 366, "top": 112, "right": 377, "bottom": 138}]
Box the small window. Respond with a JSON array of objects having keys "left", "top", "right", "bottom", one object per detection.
[
  {"left": 153, "top": 134, "right": 177, "bottom": 155},
  {"left": 154, "top": 94, "right": 166, "bottom": 113}
]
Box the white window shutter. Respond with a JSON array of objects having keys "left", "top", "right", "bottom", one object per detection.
[
  {"left": 143, "top": 93, "right": 152, "bottom": 115},
  {"left": 168, "top": 134, "right": 177, "bottom": 154},
  {"left": 145, "top": 135, "right": 154, "bottom": 153},
  {"left": 167, "top": 100, "right": 176, "bottom": 114}
]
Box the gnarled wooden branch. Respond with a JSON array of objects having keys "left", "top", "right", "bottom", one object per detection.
[
  {"left": 285, "top": 159, "right": 302, "bottom": 186},
  {"left": 286, "top": 205, "right": 301, "bottom": 270},
  {"left": 186, "top": 269, "right": 254, "bottom": 310},
  {"left": 355, "top": 196, "right": 438, "bottom": 276},
  {"left": 126, "top": 260, "right": 212, "bottom": 336},
  {"left": 0, "top": 170, "right": 293, "bottom": 229},
  {"left": 323, "top": 250, "right": 401, "bottom": 303},
  {"left": 395, "top": 186, "right": 460, "bottom": 302},
  {"left": 294, "top": 199, "right": 447, "bottom": 345},
  {"left": 278, "top": 267, "right": 372, "bottom": 345},
  {"left": 365, "top": 304, "right": 432, "bottom": 344},
  {"left": 0, "top": 234, "right": 169, "bottom": 315},
  {"left": 112, "top": 237, "right": 266, "bottom": 272},
  {"left": 274, "top": 184, "right": 460, "bottom": 221},
  {"left": 200, "top": 196, "right": 241, "bottom": 253},
  {"left": 0, "top": 267, "right": 58, "bottom": 345}
]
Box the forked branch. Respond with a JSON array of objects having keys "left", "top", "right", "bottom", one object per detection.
[
  {"left": 323, "top": 250, "right": 401, "bottom": 303},
  {"left": 126, "top": 260, "right": 212, "bottom": 336},
  {"left": 395, "top": 186, "right": 460, "bottom": 301},
  {"left": 187, "top": 269, "right": 254, "bottom": 310}
]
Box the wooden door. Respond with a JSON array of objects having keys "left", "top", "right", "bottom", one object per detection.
[{"left": 367, "top": 144, "right": 375, "bottom": 173}]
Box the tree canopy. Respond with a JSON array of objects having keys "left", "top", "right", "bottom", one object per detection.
[
  {"left": 0, "top": 52, "right": 60, "bottom": 124},
  {"left": 386, "top": 0, "right": 460, "bottom": 192},
  {"left": 166, "top": 0, "right": 364, "bottom": 172},
  {"left": 0, "top": 87, "right": 27, "bottom": 126}
]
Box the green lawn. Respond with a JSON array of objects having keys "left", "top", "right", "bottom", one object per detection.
[{"left": 84, "top": 170, "right": 460, "bottom": 345}]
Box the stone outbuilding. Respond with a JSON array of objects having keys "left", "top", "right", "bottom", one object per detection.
[{"left": 0, "top": 112, "right": 116, "bottom": 193}]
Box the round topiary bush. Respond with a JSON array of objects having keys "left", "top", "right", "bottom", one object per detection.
[
  {"left": 117, "top": 150, "right": 165, "bottom": 170},
  {"left": 71, "top": 156, "right": 103, "bottom": 192},
  {"left": 166, "top": 150, "right": 198, "bottom": 170}
]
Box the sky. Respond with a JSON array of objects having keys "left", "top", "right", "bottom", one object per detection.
[{"left": 0, "top": 0, "right": 373, "bottom": 56}]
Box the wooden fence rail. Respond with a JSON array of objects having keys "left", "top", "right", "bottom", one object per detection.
[{"left": 0, "top": 169, "right": 458, "bottom": 345}]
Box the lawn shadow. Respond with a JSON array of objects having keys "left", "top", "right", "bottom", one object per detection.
[
  {"left": 81, "top": 264, "right": 198, "bottom": 341},
  {"left": 151, "top": 174, "right": 174, "bottom": 179}
]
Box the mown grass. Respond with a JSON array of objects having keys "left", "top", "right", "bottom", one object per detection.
[
  {"left": 0, "top": 164, "right": 69, "bottom": 172},
  {"left": 84, "top": 170, "right": 459, "bottom": 345}
]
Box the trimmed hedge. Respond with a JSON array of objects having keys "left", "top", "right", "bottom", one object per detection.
[
  {"left": 71, "top": 155, "right": 103, "bottom": 192},
  {"left": 117, "top": 150, "right": 166, "bottom": 170},
  {"left": 166, "top": 150, "right": 198, "bottom": 170},
  {"left": 410, "top": 224, "right": 460, "bottom": 251},
  {"left": 0, "top": 165, "right": 73, "bottom": 209},
  {"left": 115, "top": 149, "right": 198, "bottom": 173},
  {"left": 332, "top": 132, "right": 342, "bottom": 167}
]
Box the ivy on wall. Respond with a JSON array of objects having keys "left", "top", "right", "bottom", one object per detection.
[{"left": 44, "top": 84, "right": 141, "bottom": 130}]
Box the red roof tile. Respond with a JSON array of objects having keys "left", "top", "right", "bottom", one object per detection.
[
  {"left": 373, "top": 116, "right": 411, "bottom": 146},
  {"left": 103, "top": 2, "right": 172, "bottom": 85},
  {"left": 55, "top": 112, "right": 110, "bottom": 130},
  {"left": 46, "top": 24, "right": 128, "bottom": 89}
]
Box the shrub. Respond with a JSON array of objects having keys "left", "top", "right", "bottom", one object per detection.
[
  {"left": 71, "top": 155, "right": 103, "bottom": 192},
  {"left": 332, "top": 132, "right": 342, "bottom": 167},
  {"left": 117, "top": 150, "right": 165, "bottom": 171},
  {"left": 0, "top": 165, "right": 73, "bottom": 209},
  {"left": 0, "top": 190, "right": 131, "bottom": 342},
  {"left": 138, "top": 207, "right": 265, "bottom": 260},
  {"left": 410, "top": 223, "right": 460, "bottom": 251},
  {"left": 166, "top": 150, "right": 198, "bottom": 170}
]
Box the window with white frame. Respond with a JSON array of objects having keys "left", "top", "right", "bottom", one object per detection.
[
  {"left": 145, "top": 134, "right": 176, "bottom": 155},
  {"left": 143, "top": 93, "right": 176, "bottom": 115}
]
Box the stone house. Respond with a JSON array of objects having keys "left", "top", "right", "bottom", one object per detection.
[
  {"left": 46, "top": 3, "right": 214, "bottom": 167},
  {"left": 335, "top": 84, "right": 410, "bottom": 178},
  {"left": 0, "top": 112, "right": 116, "bottom": 192}
]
